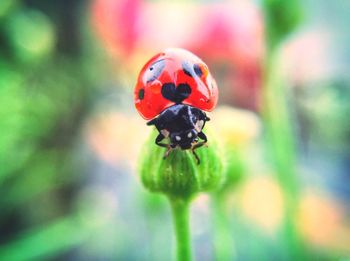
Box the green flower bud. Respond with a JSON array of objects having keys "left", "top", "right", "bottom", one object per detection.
[
  {"left": 139, "top": 129, "right": 225, "bottom": 199},
  {"left": 263, "top": 0, "right": 303, "bottom": 48}
]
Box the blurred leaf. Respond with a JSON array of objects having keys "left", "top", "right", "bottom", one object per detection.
[
  {"left": 3, "top": 151, "right": 60, "bottom": 207},
  {"left": 0, "top": 57, "right": 91, "bottom": 185},
  {"left": 5, "top": 9, "right": 55, "bottom": 63},
  {"left": 0, "top": 215, "right": 90, "bottom": 260},
  {"left": 0, "top": 64, "right": 34, "bottom": 181},
  {"left": 0, "top": 0, "right": 18, "bottom": 18}
]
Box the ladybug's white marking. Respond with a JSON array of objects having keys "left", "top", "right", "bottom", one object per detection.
[
  {"left": 175, "top": 135, "right": 181, "bottom": 141},
  {"left": 160, "top": 129, "right": 169, "bottom": 138},
  {"left": 195, "top": 120, "right": 204, "bottom": 132},
  {"left": 187, "top": 132, "right": 192, "bottom": 138},
  {"left": 144, "top": 59, "right": 166, "bottom": 83}
]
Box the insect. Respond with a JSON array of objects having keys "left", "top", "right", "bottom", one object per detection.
[{"left": 134, "top": 48, "right": 218, "bottom": 164}]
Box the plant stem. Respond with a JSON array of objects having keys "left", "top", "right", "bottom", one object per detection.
[
  {"left": 212, "top": 194, "right": 236, "bottom": 261},
  {"left": 261, "top": 0, "right": 306, "bottom": 256},
  {"left": 263, "top": 50, "right": 305, "bottom": 259},
  {"left": 169, "top": 197, "right": 192, "bottom": 261}
]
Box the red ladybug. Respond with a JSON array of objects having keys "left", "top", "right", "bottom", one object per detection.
[{"left": 134, "top": 48, "right": 218, "bottom": 164}]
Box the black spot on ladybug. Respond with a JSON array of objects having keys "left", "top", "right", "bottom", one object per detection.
[
  {"left": 138, "top": 89, "right": 145, "bottom": 100},
  {"left": 182, "top": 61, "right": 193, "bottom": 77},
  {"left": 194, "top": 64, "right": 203, "bottom": 77},
  {"left": 176, "top": 84, "right": 191, "bottom": 103},
  {"left": 161, "top": 83, "right": 177, "bottom": 101},
  {"left": 161, "top": 83, "right": 191, "bottom": 104}
]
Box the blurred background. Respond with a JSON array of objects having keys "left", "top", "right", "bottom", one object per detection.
[{"left": 0, "top": 0, "right": 349, "bottom": 260}]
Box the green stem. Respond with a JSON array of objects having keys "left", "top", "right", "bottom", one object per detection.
[
  {"left": 169, "top": 197, "right": 192, "bottom": 261},
  {"left": 263, "top": 51, "right": 305, "bottom": 259},
  {"left": 261, "top": 0, "right": 305, "bottom": 257},
  {"left": 212, "top": 194, "right": 236, "bottom": 261}
]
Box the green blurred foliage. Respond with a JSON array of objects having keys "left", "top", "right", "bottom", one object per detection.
[
  {"left": 0, "top": 1, "right": 98, "bottom": 258},
  {"left": 5, "top": 9, "right": 55, "bottom": 63},
  {"left": 0, "top": 0, "right": 18, "bottom": 18},
  {"left": 301, "top": 80, "right": 350, "bottom": 152}
]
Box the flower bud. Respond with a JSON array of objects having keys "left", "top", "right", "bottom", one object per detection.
[{"left": 139, "top": 129, "right": 225, "bottom": 199}]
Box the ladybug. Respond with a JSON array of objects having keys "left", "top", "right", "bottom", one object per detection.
[{"left": 134, "top": 48, "right": 218, "bottom": 164}]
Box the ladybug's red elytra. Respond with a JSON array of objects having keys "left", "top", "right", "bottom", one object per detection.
[{"left": 134, "top": 48, "right": 218, "bottom": 164}]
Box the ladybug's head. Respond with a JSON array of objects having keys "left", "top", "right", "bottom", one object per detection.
[{"left": 169, "top": 128, "right": 199, "bottom": 150}]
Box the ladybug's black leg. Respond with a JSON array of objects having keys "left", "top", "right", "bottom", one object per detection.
[
  {"left": 163, "top": 146, "right": 173, "bottom": 159},
  {"left": 155, "top": 133, "right": 174, "bottom": 159},
  {"left": 192, "top": 132, "right": 208, "bottom": 150},
  {"left": 191, "top": 132, "right": 208, "bottom": 165},
  {"left": 163, "top": 143, "right": 177, "bottom": 159},
  {"left": 192, "top": 141, "right": 207, "bottom": 152},
  {"left": 192, "top": 149, "right": 201, "bottom": 165},
  {"left": 155, "top": 133, "right": 169, "bottom": 148},
  {"left": 197, "top": 131, "right": 207, "bottom": 142},
  {"left": 191, "top": 143, "right": 205, "bottom": 165}
]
